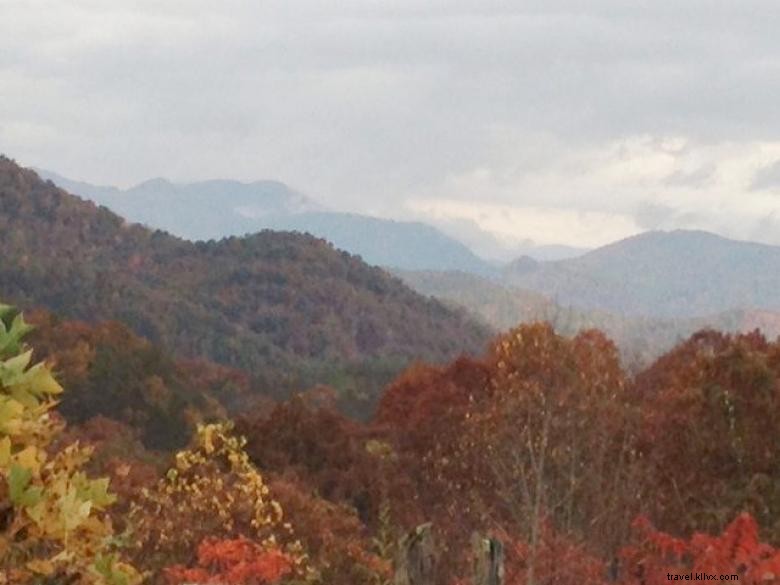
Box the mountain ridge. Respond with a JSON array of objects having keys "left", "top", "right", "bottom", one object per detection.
[
  {"left": 502, "top": 228, "right": 780, "bottom": 318},
  {"left": 37, "top": 169, "right": 497, "bottom": 275},
  {"left": 396, "top": 267, "right": 780, "bottom": 369},
  {"left": 2, "top": 157, "right": 491, "bottom": 411}
]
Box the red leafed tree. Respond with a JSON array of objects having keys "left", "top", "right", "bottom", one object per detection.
[
  {"left": 635, "top": 329, "right": 780, "bottom": 539},
  {"left": 373, "top": 324, "right": 642, "bottom": 583},
  {"left": 237, "top": 395, "right": 390, "bottom": 524},
  {"left": 375, "top": 356, "right": 492, "bottom": 450},
  {"left": 619, "top": 513, "right": 780, "bottom": 585},
  {"left": 374, "top": 356, "right": 494, "bottom": 527},
  {"left": 268, "top": 477, "right": 391, "bottom": 585},
  {"left": 163, "top": 537, "right": 293, "bottom": 585}
]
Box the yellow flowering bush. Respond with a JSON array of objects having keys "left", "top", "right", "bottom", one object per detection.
[{"left": 129, "top": 421, "right": 310, "bottom": 581}]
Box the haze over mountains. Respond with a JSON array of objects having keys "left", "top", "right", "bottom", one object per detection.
[
  {"left": 396, "top": 268, "right": 780, "bottom": 368},
  {"left": 36, "top": 166, "right": 780, "bottom": 365},
  {"left": 502, "top": 230, "right": 780, "bottom": 318},
  {"left": 395, "top": 229, "right": 780, "bottom": 365},
  {"left": 37, "top": 169, "right": 498, "bottom": 275}
]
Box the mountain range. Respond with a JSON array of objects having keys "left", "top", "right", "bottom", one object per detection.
[
  {"left": 393, "top": 228, "right": 780, "bottom": 366},
  {"left": 36, "top": 169, "right": 497, "bottom": 275},
  {"left": 30, "top": 165, "right": 780, "bottom": 361},
  {"left": 394, "top": 268, "right": 780, "bottom": 368},
  {"left": 501, "top": 229, "right": 780, "bottom": 318},
  {"left": 1, "top": 158, "right": 490, "bottom": 415}
]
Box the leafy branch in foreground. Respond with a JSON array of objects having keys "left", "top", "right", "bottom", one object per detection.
[{"left": 0, "top": 304, "right": 140, "bottom": 584}]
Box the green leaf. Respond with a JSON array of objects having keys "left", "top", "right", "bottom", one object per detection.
[
  {"left": 93, "top": 554, "right": 132, "bottom": 585},
  {"left": 8, "top": 464, "right": 33, "bottom": 505},
  {"left": 0, "top": 305, "right": 14, "bottom": 326},
  {"left": 8, "top": 313, "right": 33, "bottom": 343},
  {"left": 28, "top": 364, "right": 63, "bottom": 396},
  {"left": 60, "top": 486, "right": 92, "bottom": 531},
  {"left": 77, "top": 477, "right": 115, "bottom": 508},
  {"left": 0, "top": 311, "right": 32, "bottom": 358},
  {"left": 2, "top": 361, "right": 63, "bottom": 408},
  {"left": 2, "top": 350, "right": 32, "bottom": 377},
  {"left": 18, "top": 485, "right": 42, "bottom": 507}
]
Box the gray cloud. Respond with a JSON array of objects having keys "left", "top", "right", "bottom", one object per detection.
[
  {"left": 751, "top": 160, "right": 780, "bottom": 191},
  {"left": 3, "top": 1, "right": 780, "bottom": 248},
  {"left": 663, "top": 164, "right": 716, "bottom": 188},
  {"left": 750, "top": 212, "right": 780, "bottom": 242},
  {"left": 634, "top": 202, "right": 677, "bottom": 230}
]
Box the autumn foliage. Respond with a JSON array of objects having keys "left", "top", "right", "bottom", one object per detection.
[
  {"left": 128, "top": 421, "right": 310, "bottom": 581},
  {"left": 7, "top": 289, "right": 780, "bottom": 584},
  {"left": 502, "top": 521, "right": 608, "bottom": 585},
  {"left": 163, "top": 537, "right": 294, "bottom": 585},
  {"left": 0, "top": 305, "right": 140, "bottom": 584},
  {"left": 635, "top": 329, "right": 780, "bottom": 540},
  {"left": 619, "top": 513, "right": 780, "bottom": 584}
]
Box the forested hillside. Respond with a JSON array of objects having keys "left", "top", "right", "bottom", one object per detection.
[
  {"left": 25, "top": 309, "right": 269, "bottom": 449},
  {"left": 259, "top": 211, "right": 495, "bottom": 274},
  {"left": 0, "top": 157, "right": 489, "bottom": 410}
]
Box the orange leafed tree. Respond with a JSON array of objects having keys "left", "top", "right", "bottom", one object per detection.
[
  {"left": 163, "top": 537, "right": 294, "bottom": 585},
  {"left": 454, "top": 326, "right": 641, "bottom": 550}
]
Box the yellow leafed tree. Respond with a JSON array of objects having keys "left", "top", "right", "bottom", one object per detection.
[
  {"left": 0, "top": 304, "right": 140, "bottom": 584},
  {"left": 129, "top": 420, "right": 311, "bottom": 581}
]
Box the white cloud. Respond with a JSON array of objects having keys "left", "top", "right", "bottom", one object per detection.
[
  {"left": 407, "top": 198, "right": 640, "bottom": 249},
  {"left": 403, "top": 136, "right": 780, "bottom": 251}
]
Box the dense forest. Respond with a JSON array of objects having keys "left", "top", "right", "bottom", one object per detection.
[
  {"left": 3, "top": 158, "right": 780, "bottom": 584},
  {"left": 4, "top": 299, "right": 780, "bottom": 583},
  {"left": 0, "top": 158, "right": 489, "bottom": 417}
]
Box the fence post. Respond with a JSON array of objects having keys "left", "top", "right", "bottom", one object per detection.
[
  {"left": 472, "top": 533, "right": 504, "bottom": 585},
  {"left": 394, "top": 522, "right": 436, "bottom": 585}
]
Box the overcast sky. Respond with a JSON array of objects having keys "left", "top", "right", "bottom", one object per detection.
[{"left": 3, "top": 1, "right": 780, "bottom": 256}]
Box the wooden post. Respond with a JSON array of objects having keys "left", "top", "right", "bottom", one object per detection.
[
  {"left": 394, "top": 522, "right": 436, "bottom": 585},
  {"left": 472, "top": 533, "right": 504, "bottom": 585}
]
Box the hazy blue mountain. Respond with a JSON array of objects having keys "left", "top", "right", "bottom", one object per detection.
[
  {"left": 502, "top": 230, "right": 780, "bottom": 318},
  {"left": 260, "top": 212, "right": 496, "bottom": 274},
  {"left": 36, "top": 169, "right": 320, "bottom": 241},
  {"left": 38, "top": 169, "right": 496, "bottom": 275},
  {"left": 34, "top": 170, "right": 122, "bottom": 201},
  {"left": 515, "top": 243, "right": 589, "bottom": 261},
  {"left": 395, "top": 267, "right": 780, "bottom": 369}
]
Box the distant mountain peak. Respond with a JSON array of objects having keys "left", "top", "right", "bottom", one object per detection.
[
  {"left": 499, "top": 228, "right": 780, "bottom": 318},
  {"left": 586, "top": 228, "right": 773, "bottom": 261},
  {"left": 132, "top": 177, "right": 174, "bottom": 189},
  {"left": 39, "top": 169, "right": 497, "bottom": 274},
  {"left": 505, "top": 255, "right": 540, "bottom": 275}
]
